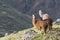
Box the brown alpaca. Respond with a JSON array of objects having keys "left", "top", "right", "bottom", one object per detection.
[
  {"left": 42, "top": 18, "right": 53, "bottom": 31},
  {"left": 32, "top": 14, "right": 48, "bottom": 33},
  {"left": 39, "top": 10, "right": 53, "bottom": 30}
]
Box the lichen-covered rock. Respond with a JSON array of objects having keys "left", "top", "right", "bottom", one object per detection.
[{"left": 21, "top": 30, "right": 37, "bottom": 40}]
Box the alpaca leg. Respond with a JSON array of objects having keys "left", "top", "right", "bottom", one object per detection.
[
  {"left": 34, "top": 26, "right": 38, "bottom": 30},
  {"left": 44, "top": 28, "right": 46, "bottom": 34},
  {"left": 42, "top": 27, "right": 46, "bottom": 35},
  {"left": 35, "top": 26, "right": 39, "bottom": 30},
  {"left": 49, "top": 25, "right": 52, "bottom": 31},
  {"left": 41, "top": 27, "right": 46, "bottom": 34}
]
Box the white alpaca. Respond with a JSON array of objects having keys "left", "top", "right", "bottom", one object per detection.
[{"left": 39, "top": 10, "right": 50, "bottom": 20}]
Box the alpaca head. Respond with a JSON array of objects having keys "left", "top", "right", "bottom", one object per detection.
[
  {"left": 39, "top": 10, "right": 50, "bottom": 20},
  {"left": 42, "top": 14, "right": 50, "bottom": 20},
  {"left": 32, "top": 14, "right": 36, "bottom": 19}
]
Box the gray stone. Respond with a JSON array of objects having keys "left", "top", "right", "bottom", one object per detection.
[
  {"left": 21, "top": 30, "right": 37, "bottom": 40},
  {"left": 53, "top": 18, "right": 60, "bottom": 24}
]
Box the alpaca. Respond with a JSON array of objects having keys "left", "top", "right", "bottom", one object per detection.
[
  {"left": 39, "top": 10, "right": 53, "bottom": 30},
  {"left": 32, "top": 14, "right": 48, "bottom": 33},
  {"left": 43, "top": 18, "right": 53, "bottom": 30}
]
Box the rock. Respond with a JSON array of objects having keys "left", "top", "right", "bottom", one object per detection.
[
  {"left": 53, "top": 18, "right": 60, "bottom": 24},
  {"left": 21, "top": 30, "right": 37, "bottom": 40},
  {"left": 4, "top": 33, "right": 8, "bottom": 36},
  {"left": 56, "top": 19, "right": 60, "bottom": 22}
]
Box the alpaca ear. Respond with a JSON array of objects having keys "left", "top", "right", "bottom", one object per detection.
[
  {"left": 39, "top": 10, "right": 43, "bottom": 17},
  {"left": 32, "top": 14, "right": 35, "bottom": 18}
]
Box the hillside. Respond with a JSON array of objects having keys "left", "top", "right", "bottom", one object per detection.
[
  {"left": 0, "top": 3, "right": 32, "bottom": 37},
  {"left": 0, "top": 24, "right": 60, "bottom": 40},
  {"left": 0, "top": 0, "right": 60, "bottom": 40},
  {"left": 0, "top": 0, "right": 60, "bottom": 20},
  {"left": 31, "top": 24, "right": 60, "bottom": 40}
]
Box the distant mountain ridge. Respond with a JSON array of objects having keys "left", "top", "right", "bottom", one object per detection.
[{"left": 0, "top": 0, "right": 60, "bottom": 20}]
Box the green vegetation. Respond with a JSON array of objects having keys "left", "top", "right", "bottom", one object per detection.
[
  {"left": 0, "top": 28, "right": 32, "bottom": 40},
  {"left": 31, "top": 24, "right": 60, "bottom": 40},
  {"left": 0, "top": 24, "right": 60, "bottom": 40}
]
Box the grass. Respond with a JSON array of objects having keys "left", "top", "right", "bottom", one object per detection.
[
  {"left": 0, "top": 24, "right": 60, "bottom": 40},
  {"left": 0, "top": 28, "right": 33, "bottom": 40},
  {"left": 31, "top": 24, "right": 60, "bottom": 40}
]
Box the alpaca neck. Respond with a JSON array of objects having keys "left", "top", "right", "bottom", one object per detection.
[{"left": 32, "top": 18, "right": 37, "bottom": 25}]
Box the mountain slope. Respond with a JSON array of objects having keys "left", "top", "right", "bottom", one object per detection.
[
  {"left": 0, "top": 3, "right": 32, "bottom": 37},
  {"left": 0, "top": 24, "right": 60, "bottom": 40},
  {"left": 0, "top": 0, "right": 60, "bottom": 20}
]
